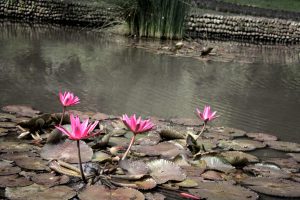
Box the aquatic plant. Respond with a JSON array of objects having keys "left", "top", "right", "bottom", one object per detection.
[
  {"left": 195, "top": 105, "right": 218, "bottom": 139},
  {"left": 106, "top": 0, "right": 191, "bottom": 39},
  {"left": 121, "top": 114, "right": 155, "bottom": 160},
  {"left": 56, "top": 114, "right": 99, "bottom": 183},
  {"left": 58, "top": 91, "right": 80, "bottom": 125}
]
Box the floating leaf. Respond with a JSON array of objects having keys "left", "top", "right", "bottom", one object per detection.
[
  {"left": 201, "top": 170, "right": 224, "bottom": 181},
  {"left": 135, "top": 178, "right": 157, "bottom": 190},
  {"left": 108, "top": 136, "right": 130, "bottom": 146},
  {"left": 170, "top": 118, "right": 201, "bottom": 126},
  {"left": 221, "top": 151, "right": 259, "bottom": 166},
  {"left": 201, "top": 156, "right": 235, "bottom": 173},
  {"left": 5, "top": 183, "right": 76, "bottom": 200},
  {"left": 0, "top": 142, "right": 37, "bottom": 153},
  {"left": 147, "top": 159, "right": 186, "bottom": 184},
  {"left": 144, "top": 192, "right": 166, "bottom": 200},
  {"left": 119, "top": 159, "right": 149, "bottom": 176},
  {"left": 159, "top": 126, "right": 186, "bottom": 139},
  {"left": 0, "top": 151, "right": 38, "bottom": 162},
  {"left": 79, "top": 185, "right": 145, "bottom": 200},
  {"left": 0, "top": 174, "right": 33, "bottom": 187},
  {"left": 0, "top": 161, "right": 21, "bottom": 175},
  {"left": 132, "top": 141, "right": 185, "bottom": 159},
  {"left": 287, "top": 153, "right": 300, "bottom": 162},
  {"left": 136, "top": 133, "right": 161, "bottom": 146},
  {"left": 41, "top": 140, "right": 93, "bottom": 163},
  {"left": 31, "top": 173, "right": 69, "bottom": 187},
  {"left": 176, "top": 179, "right": 199, "bottom": 188},
  {"left": 0, "top": 113, "right": 16, "bottom": 121},
  {"left": 264, "top": 141, "right": 300, "bottom": 152},
  {"left": 243, "top": 163, "right": 290, "bottom": 178},
  {"left": 218, "top": 139, "right": 265, "bottom": 151},
  {"left": 210, "top": 127, "right": 246, "bottom": 138},
  {"left": 0, "top": 122, "right": 16, "bottom": 128},
  {"left": 242, "top": 177, "right": 300, "bottom": 198},
  {"left": 181, "top": 165, "right": 206, "bottom": 177},
  {"left": 2, "top": 105, "right": 40, "bottom": 117},
  {"left": 0, "top": 128, "right": 8, "bottom": 136},
  {"left": 92, "top": 151, "right": 111, "bottom": 163},
  {"left": 188, "top": 182, "right": 259, "bottom": 200},
  {"left": 15, "top": 157, "right": 48, "bottom": 171},
  {"left": 265, "top": 158, "right": 300, "bottom": 173},
  {"left": 246, "top": 132, "right": 277, "bottom": 142}
]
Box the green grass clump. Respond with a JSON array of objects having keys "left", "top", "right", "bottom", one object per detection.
[{"left": 222, "top": 0, "right": 300, "bottom": 12}]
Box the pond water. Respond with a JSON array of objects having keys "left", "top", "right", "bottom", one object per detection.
[{"left": 0, "top": 21, "right": 300, "bottom": 143}]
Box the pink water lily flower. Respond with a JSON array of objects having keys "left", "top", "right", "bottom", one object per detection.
[
  {"left": 55, "top": 114, "right": 99, "bottom": 140},
  {"left": 59, "top": 91, "right": 80, "bottom": 107},
  {"left": 196, "top": 105, "right": 218, "bottom": 123},
  {"left": 121, "top": 114, "right": 155, "bottom": 134}
]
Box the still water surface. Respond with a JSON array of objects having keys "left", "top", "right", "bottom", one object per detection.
[{"left": 0, "top": 22, "right": 299, "bottom": 142}]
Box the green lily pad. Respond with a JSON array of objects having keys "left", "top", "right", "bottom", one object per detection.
[
  {"left": 147, "top": 159, "right": 186, "bottom": 184},
  {"left": 2, "top": 105, "right": 41, "bottom": 117},
  {"left": 41, "top": 140, "right": 93, "bottom": 163},
  {"left": 210, "top": 127, "right": 246, "bottom": 138},
  {"left": 170, "top": 118, "right": 201, "bottom": 126},
  {"left": 265, "top": 158, "right": 300, "bottom": 173},
  {"left": 92, "top": 151, "right": 111, "bottom": 163},
  {"left": 188, "top": 182, "right": 259, "bottom": 200},
  {"left": 201, "top": 156, "right": 235, "bottom": 173},
  {"left": 246, "top": 132, "right": 277, "bottom": 142},
  {"left": 221, "top": 151, "right": 259, "bottom": 165},
  {"left": 5, "top": 183, "right": 76, "bottom": 200},
  {"left": 0, "top": 174, "right": 33, "bottom": 187},
  {"left": 108, "top": 136, "right": 130, "bottom": 146},
  {"left": 0, "top": 141, "right": 37, "bottom": 153},
  {"left": 0, "top": 151, "right": 38, "bottom": 161},
  {"left": 287, "top": 153, "right": 300, "bottom": 162},
  {"left": 0, "top": 161, "right": 21, "bottom": 175},
  {"left": 0, "top": 113, "right": 16, "bottom": 121},
  {"left": 119, "top": 159, "right": 149, "bottom": 176},
  {"left": 243, "top": 163, "right": 290, "bottom": 178},
  {"left": 242, "top": 177, "right": 300, "bottom": 198},
  {"left": 264, "top": 141, "right": 300, "bottom": 152},
  {"left": 31, "top": 173, "right": 69, "bottom": 187},
  {"left": 15, "top": 157, "right": 49, "bottom": 171},
  {"left": 159, "top": 126, "right": 186, "bottom": 139},
  {"left": 201, "top": 170, "right": 224, "bottom": 181},
  {"left": 218, "top": 139, "right": 266, "bottom": 151},
  {"left": 0, "top": 128, "right": 8, "bottom": 136},
  {"left": 0, "top": 122, "right": 16, "bottom": 128},
  {"left": 136, "top": 133, "right": 161, "bottom": 146},
  {"left": 176, "top": 179, "right": 199, "bottom": 188},
  {"left": 132, "top": 141, "right": 185, "bottom": 159}
]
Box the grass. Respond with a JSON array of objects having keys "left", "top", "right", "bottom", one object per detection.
[
  {"left": 103, "top": 0, "right": 191, "bottom": 39},
  {"left": 222, "top": 0, "right": 300, "bottom": 12}
]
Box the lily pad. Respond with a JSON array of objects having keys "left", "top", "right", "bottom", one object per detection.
[
  {"left": 218, "top": 139, "right": 266, "bottom": 151},
  {"left": 201, "top": 156, "right": 235, "bottom": 173},
  {"left": 41, "top": 140, "right": 93, "bottom": 163},
  {"left": 242, "top": 177, "right": 300, "bottom": 198},
  {"left": 159, "top": 126, "right": 186, "bottom": 140},
  {"left": 136, "top": 133, "right": 161, "bottom": 146},
  {"left": 287, "top": 153, "right": 300, "bottom": 162},
  {"left": 0, "top": 161, "right": 21, "bottom": 175},
  {"left": 264, "top": 141, "right": 300, "bottom": 152},
  {"left": 188, "top": 182, "right": 259, "bottom": 200},
  {"left": 108, "top": 136, "right": 130, "bottom": 146},
  {"left": 0, "top": 128, "right": 8, "bottom": 136},
  {"left": 196, "top": 139, "right": 218, "bottom": 151},
  {"left": 135, "top": 178, "right": 157, "bottom": 190},
  {"left": 246, "top": 132, "right": 277, "bottom": 142},
  {"left": 2, "top": 105, "right": 41, "bottom": 117},
  {"left": 31, "top": 173, "right": 69, "bottom": 187},
  {"left": 170, "top": 118, "right": 201, "bottom": 126},
  {"left": 0, "top": 121, "right": 16, "bottom": 128},
  {"left": 0, "top": 113, "right": 16, "bottom": 121},
  {"left": 92, "top": 151, "right": 111, "bottom": 163},
  {"left": 79, "top": 185, "right": 145, "bottom": 200},
  {"left": 5, "top": 183, "right": 76, "bottom": 200},
  {"left": 0, "top": 174, "right": 33, "bottom": 187},
  {"left": 210, "top": 127, "right": 246, "bottom": 138},
  {"left": 0, "top": 141, "right": 37, "bottom": 153},
  {"left": 243, "top": 163, "right": 290, "bottom": 178},
  {"left": 15, "top": 156, "right": 48, "bottom": 171},
  {"left": 176, "top": 179, "right": 199, "bottom": 188},
  {"left": 221, "top": 151, "right": 259, "bottom": 165},
  {"left": 144, "top": 192, "right": 166, "bottom": 200},
  {"left": 265, "top": 158, "right": 300, "bottom": 173},
  {"left": 119, "top": 159, "right": 149, "bottom": 176},
  {"left": 132, "top": 141, "right": 185, "bottom": 159},
  {"left": 0, "top": 151, "right": 38, "bottom": 161},
  {"left": 147, "top": 159, "right": 186, "bottom": 184}
]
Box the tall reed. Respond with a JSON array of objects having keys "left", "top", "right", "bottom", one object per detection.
[{"left": 106, "top": 0, "right": 191, "bottom": 39}]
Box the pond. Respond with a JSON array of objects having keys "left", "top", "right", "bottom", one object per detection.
[{"left": 0, "top": 21, "right": 300, "bottom": 144}]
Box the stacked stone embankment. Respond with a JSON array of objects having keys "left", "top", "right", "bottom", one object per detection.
[
  {"left": 0, "top": 0, "right": 119, "bottom": 26},
  {"left": 187, "top": 14, "right": 300, "bottom": 43},
  {"left": 194, "top": 0, "right": 300, "bottom": 22}
]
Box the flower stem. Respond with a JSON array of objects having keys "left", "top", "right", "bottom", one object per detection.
[
  {"left": 77, "top": 140, "right": 87, "bottom": 183},
  {"left": 195, "top": 122, "right": 206, "bottom": 141},
  {"left": 59, "top": 106, "right": 66, "bottom": 126},
  {"left": 121, "top": 134, "right": 136, "bottom": 160}
]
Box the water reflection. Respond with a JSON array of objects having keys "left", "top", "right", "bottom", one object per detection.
[{"left": 0, "top": 21, "right": 299, "bottom": 142}]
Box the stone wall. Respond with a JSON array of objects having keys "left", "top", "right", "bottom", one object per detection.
[
  {"left": 186, "top": 14, "right": 300, "bottom": 44},
  {"left": 193, "top": 0, "right": 300, "bottom": 22},
  {"left": 0, "top": 0, "right": 119, "bottom": 27}
]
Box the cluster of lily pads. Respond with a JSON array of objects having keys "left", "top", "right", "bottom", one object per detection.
[{"left": 0, "top": 91, "right": 300, "bottom": 200}]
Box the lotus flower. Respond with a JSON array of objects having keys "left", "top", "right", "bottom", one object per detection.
[
  {"left": 55, "top": 114, "right": 99, "bottom": 183},
  {"left": 55, "top": 114, "right": 99, "bottom": 140},
  {"left": 59, "top": 91, "right": 80, "bottom": 107},
  {"left": 121, "top": 114, "right": 155, "bottom": 160},
  {"left": 121, "top": 114, "right": 155, "bottom": 134},
  {"left": 196, "top": 105, "right": 218, "bottom": 123}
]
